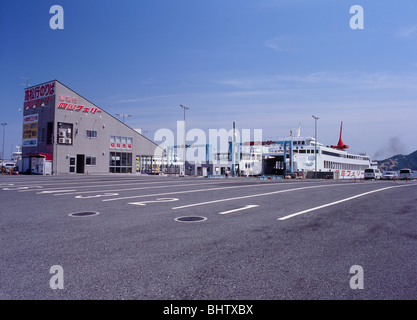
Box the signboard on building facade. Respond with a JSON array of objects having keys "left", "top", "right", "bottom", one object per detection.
[
  {"left": 22, "top": 114, "right": 39, "bottom": 147},
  {"left": 24, "top": 81, "right": 55, "bottom": 109},
  {"left": 110, "top": 136, "right": 133, "bottom": 150}
]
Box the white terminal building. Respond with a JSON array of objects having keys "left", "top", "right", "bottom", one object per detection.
[{"left": 21, "top": 80, "right": 164, "bottom": 175}]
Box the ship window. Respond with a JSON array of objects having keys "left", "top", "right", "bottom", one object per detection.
[{"left": 322, "top": 150, "right": 342, "bottom": 157}]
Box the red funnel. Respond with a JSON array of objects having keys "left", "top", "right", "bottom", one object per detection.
[{"left": 331, "top": 121, "right": 349, "bottom": 151}]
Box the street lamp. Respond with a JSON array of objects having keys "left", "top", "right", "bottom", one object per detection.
[
  {"left": 1, "top": 122, "right": 8, "bottom": 164},
  {"left": 312, "top": 115, "right": 319, "bottom": 179},
  {"left": 180, "top": 104, "right": 190, "bottom": 176},
  {"left": 115, "top": 113, "right": 131, "bottom": 123}
]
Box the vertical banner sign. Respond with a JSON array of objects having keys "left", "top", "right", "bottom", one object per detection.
[{"left": 22, "top": 114, "right": 39, "bottom": 147}]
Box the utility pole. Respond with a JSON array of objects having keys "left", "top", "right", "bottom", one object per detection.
[
  {"left": 116, "top": 113, "right": 131, "bottom": 123},
  {"left": 232, "top": 121, "right": 236, "bottom": 176},
  {"left": 180, "top": 104, "right": 189, "bottom": 176},
  {"left": 312, "top": 115, "right": 319, "bottom": 179},
  {"left": 1, "top": 122, "right": 8, "bottom": 165}
]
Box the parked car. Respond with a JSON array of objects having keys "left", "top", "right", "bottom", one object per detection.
[
  {"left": 382, "top": 171, "right": 398, "bottom": 180},
  {"left": 364, "top": 168, "right": 382, "bottom": 180},
  {"left": 1, "top": 163, "right": 17, "bottom": 173},
  {"left": 399, "top": 168, "right": 414, "bottom": 180}
]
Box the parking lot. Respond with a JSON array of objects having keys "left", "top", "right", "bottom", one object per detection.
[{"left": 1, "top": 174, "right": 416, "bottom": 300}]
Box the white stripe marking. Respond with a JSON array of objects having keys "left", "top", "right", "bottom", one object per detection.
[
  {"left": 172, "top": 184, "right": 343, "bottom": 210},
  {"left": 218, "top": 205, "right": 259, "bottom": 215},
  {"left": 53, "top": 181, "right": 246, "bottom": 196},
  {"left": 129, "top": 198, "right": 179, "bottom": 206},
  {"left": 102, "top": 181, "right": 312, "bottom": 202},
  {"left": 19, "top": 179, "right": 189, "bottom": 193},
  {"left": 37, "top": 190, "right": 77, "bottom": 194},
  {"left": 278, "top": 184, "right": 415, "bottom": 221}
]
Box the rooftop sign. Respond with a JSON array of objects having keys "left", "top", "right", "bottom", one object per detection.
[{"left": 24, "top": 81, "right": 56, "bottom": 109}]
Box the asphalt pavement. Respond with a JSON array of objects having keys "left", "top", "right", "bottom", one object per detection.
[{"left": 1, "top": 174, "right": 416, "bottom": 300}]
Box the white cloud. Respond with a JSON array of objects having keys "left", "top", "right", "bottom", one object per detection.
[
  {"left": 214, "top": 71, "right": 417, "bottom": 91},
  {"left": 264, "top": 35, "right": 296, "bottom": 52},
  {"left": 395, "top": 25, "right": 417, "bottom": 38},
  {"left": 260, "top": 0, "right": 327, "bottom": 8}
]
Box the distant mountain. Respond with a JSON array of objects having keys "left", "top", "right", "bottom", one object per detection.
[{"left": 377, "top": 150, "right": 417, "bottom": 171}]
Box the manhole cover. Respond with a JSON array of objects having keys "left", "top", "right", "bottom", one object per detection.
[
  {"left": 69, "top": 211, "right": 100, "bottom": 218},
  {"left": 175, "top": 216, "right": 207, "bottom": 223}
]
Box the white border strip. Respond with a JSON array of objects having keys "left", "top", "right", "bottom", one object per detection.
[
  {"left": 278, "top": 184, "right": 415, "bottom": 221},
  {"left": 103, "top": 181, "right": 322, "bottom": 202},
  {"left": 219, "top": 205, "right": 259, "bottom": 215},
  {"left": 172, "top": 184, "right": 343, "bottom": 210}
]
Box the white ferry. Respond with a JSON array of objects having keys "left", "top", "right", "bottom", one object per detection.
[{"left": 240, "top": 122, "right": 376, "bottom": 179}]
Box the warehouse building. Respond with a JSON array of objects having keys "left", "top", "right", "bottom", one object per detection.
[{"left": 21, "top": 80, "right": 164, "bottom": 175}]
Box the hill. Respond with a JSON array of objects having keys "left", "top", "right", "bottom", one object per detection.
[{"left": 377, "top": 150, "right": 417, "bottom": 171}]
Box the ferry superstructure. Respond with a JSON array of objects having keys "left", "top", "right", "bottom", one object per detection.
[{"left": 239, "top": 122, "right": 376, "bottom": 179}]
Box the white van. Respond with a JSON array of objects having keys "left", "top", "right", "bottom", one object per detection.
[
  {"left": 399, "top": 169, "right": 413, "bottom": 180},
  {"left": 364, "top": 168, "right": 382, "bottom": 180}
]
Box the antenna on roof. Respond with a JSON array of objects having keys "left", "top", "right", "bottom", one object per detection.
[
  {"left": 290, "top": 122, "right": 301, "bottom": 137},
  {"left": 20, "top": 77, "right": 32, "bottom": 88},
  {"left": 295, "top": 122, "right": 301, "bottom": 137}
]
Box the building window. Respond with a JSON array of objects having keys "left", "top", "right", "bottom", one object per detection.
[
  {"left": 109, "top": 152, "right": 132, "bottom": 173},
  {"left": 109, "top": 136, "right": 133, "bottom": 150},
  {"left": 47, "top": 122, "right": 54, "bottom": 144},
  {"left": 41, "top": 127, "right": 46, "bottom": 143},
  {"left": 57, "top": 122, "right": 73, "bottom": 145},
  {"left": 86, "top": 156, "right": 96, "bottom": 166},
  {"left": 86, "top": 130, "right": 97, "bottom": 138}
]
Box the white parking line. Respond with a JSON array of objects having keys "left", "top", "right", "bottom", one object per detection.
[
  {"left": 38, "top": 190, "right": 77, "bottom": 194},
  {"left": 129, "top": 198, "right": 179, "bottom": 206},
  {"left": 12, "top": 177, "right": 179, "bottom": 188},
  {"left": 278, "top": 184, "right": 416, "bottom": 221},
  {"left": 172, "top": 184, "right": 345, "bottom": 210},
  {"left": 19, "top": 179, "right": 190, "bottom": 193},
  {"left": 218, "top": 205, "right": 259, "bottom": 215},
  {"left": 102, "top": 181, "right": 316, "bottom": 202},
  {"left": 53, "top": 180, "right": 255, "bottom": 196}
]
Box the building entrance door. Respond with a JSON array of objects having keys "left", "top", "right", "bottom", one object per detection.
[{"left": 76, "top": 154, "right": 85, "bottom": 174}]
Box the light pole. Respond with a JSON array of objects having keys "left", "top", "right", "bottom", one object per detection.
[
  {"left": 1, "top": 122, "right": 8, "bottom": 164},
  {"left": 115, "top": 113, "right": 131, "bottom": 123},
  {"left": 312, "top": 115, "right": 319, "bottom": 179},
  {"left": 180, "top": 104, "right": 189, "bottom": 176}
]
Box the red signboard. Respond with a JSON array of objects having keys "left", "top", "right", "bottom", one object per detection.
[
  {"left": 24, "top": 81, "right": 56, "bottom": 109},
  {"left": 110, "top": 141, "right": 132, "bottom": 150},
  {"left": 25, "top": 81, "right": 55, "bottom": 102},
  {"left": 57, "top": 102, "right": 102, "bottom": 114}
]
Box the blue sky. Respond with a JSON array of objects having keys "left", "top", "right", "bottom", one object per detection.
[{"left": 1, "top": 0, "right": 417, "bottom": 160}]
